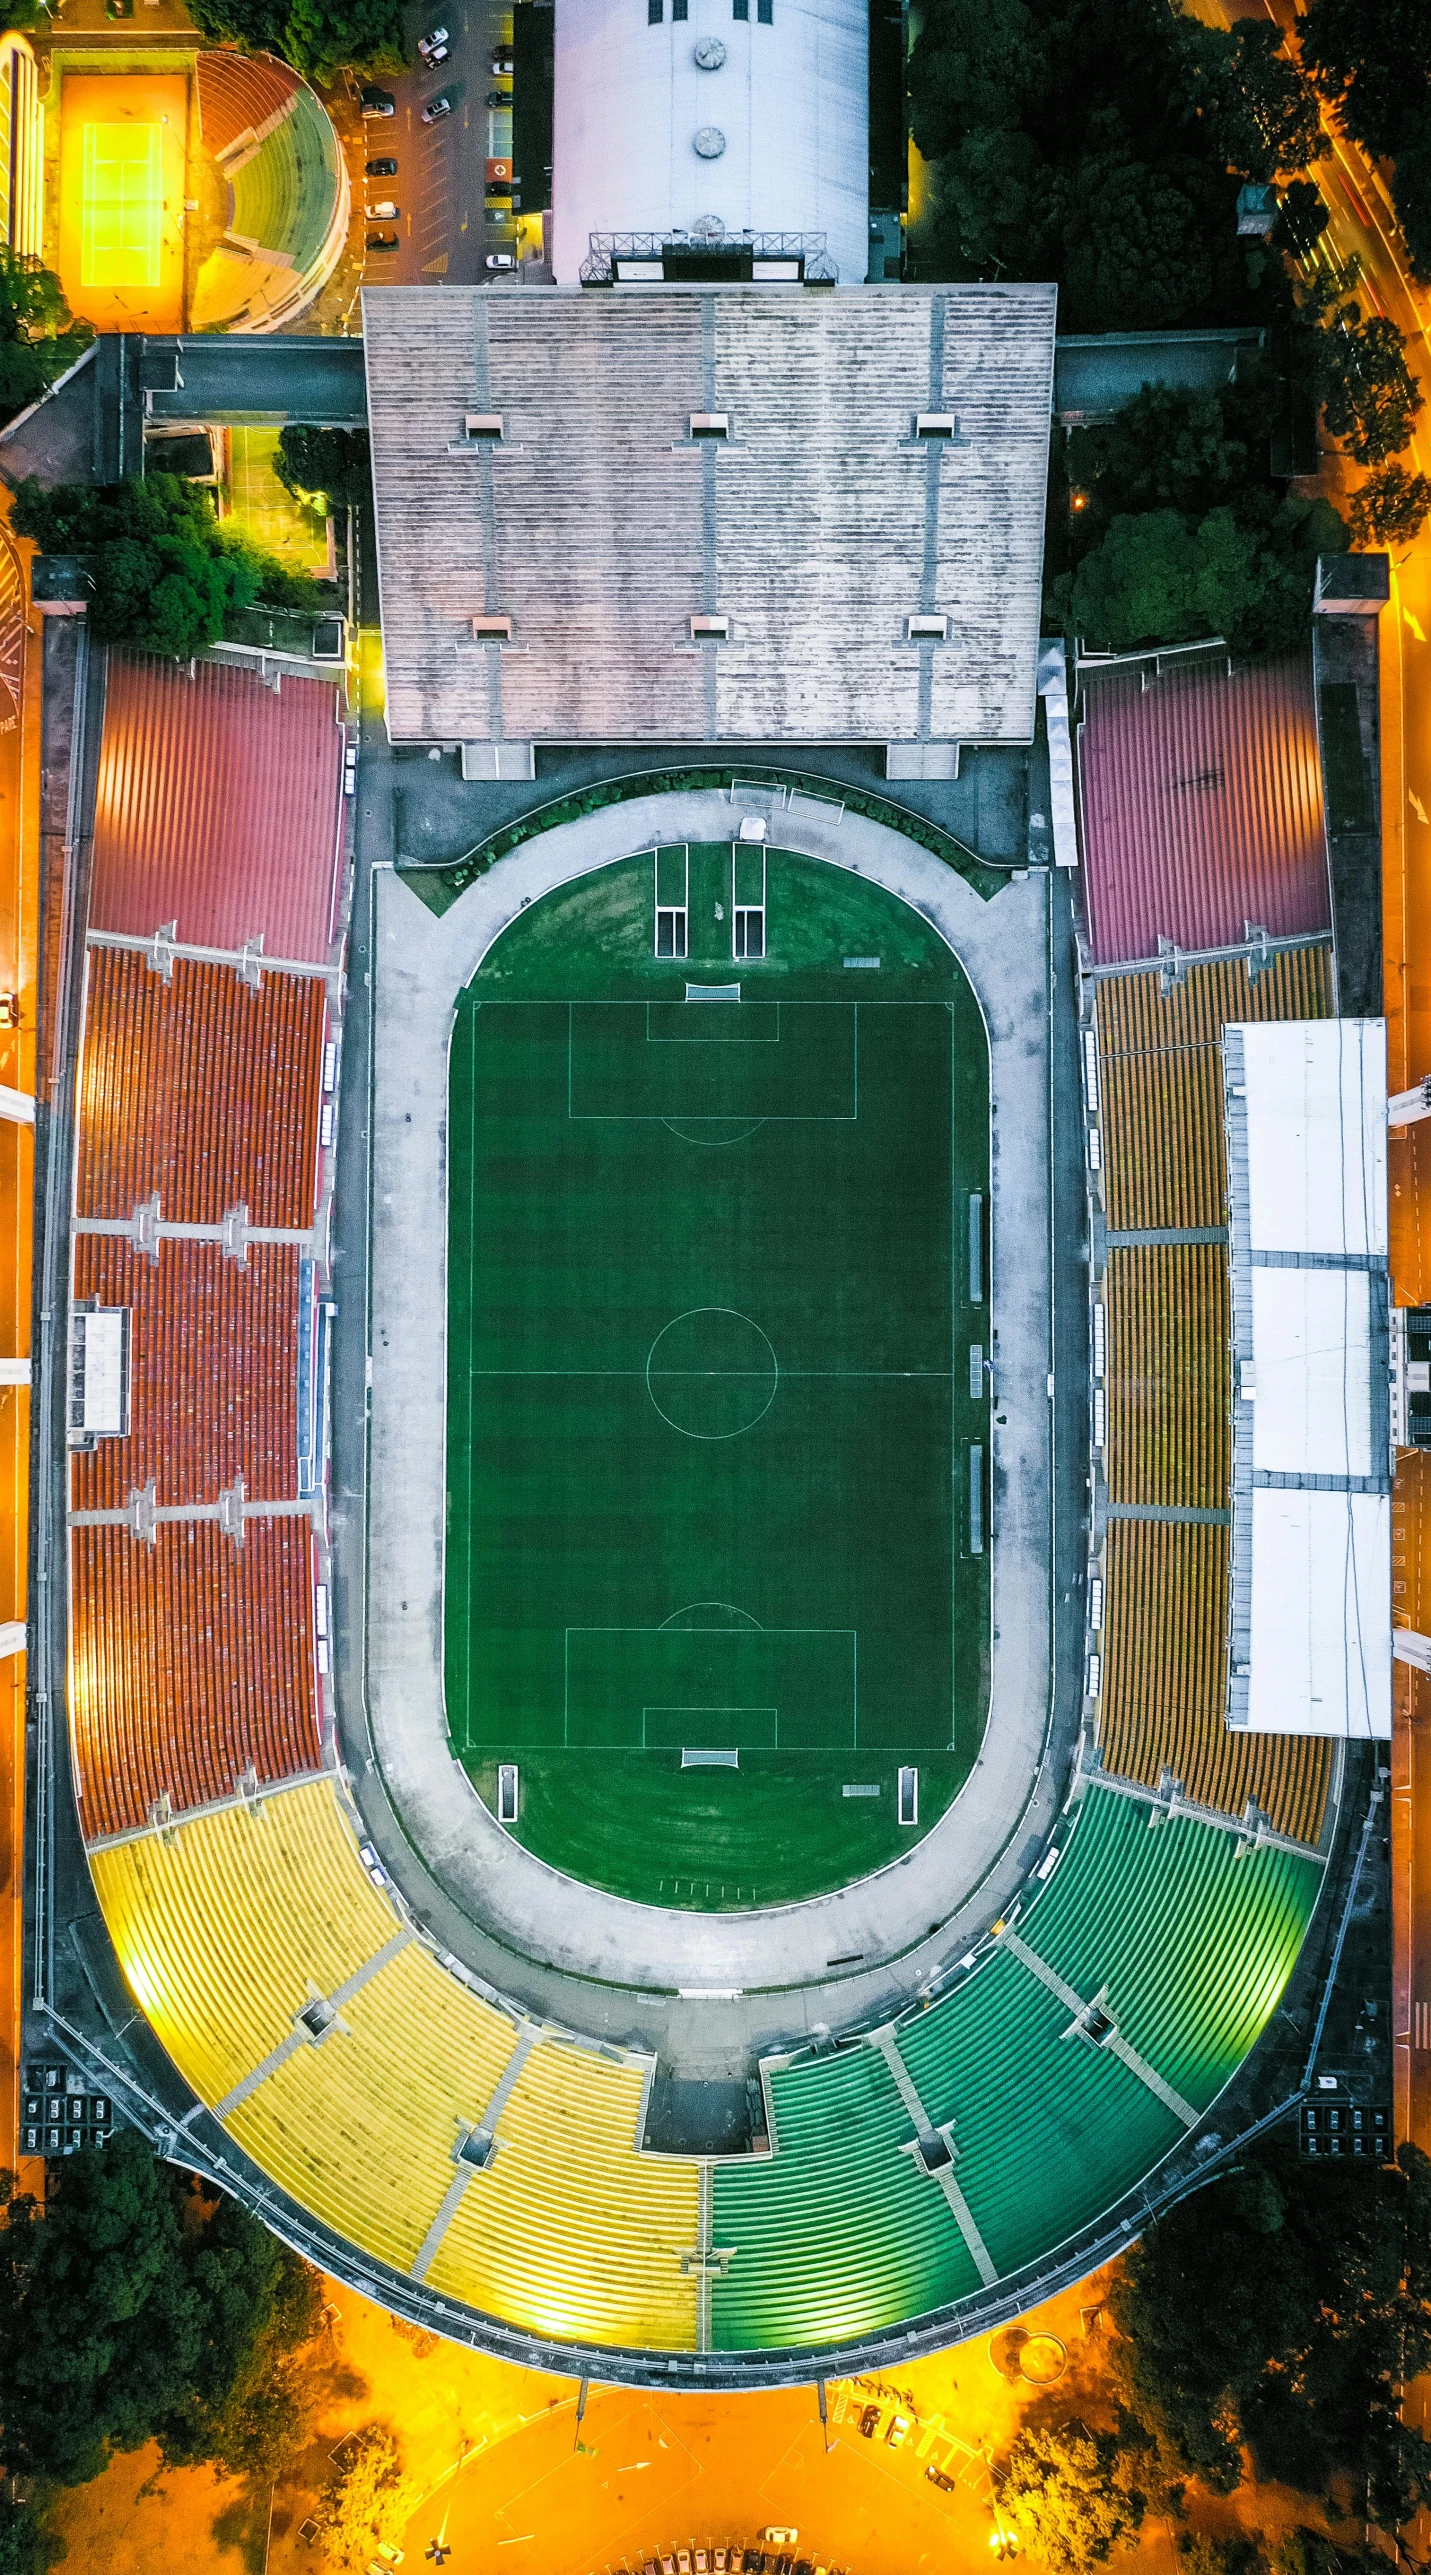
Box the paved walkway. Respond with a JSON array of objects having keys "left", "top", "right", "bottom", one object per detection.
[{"left": 358, "top": 790, "right": 1066, "bottom": 2062}]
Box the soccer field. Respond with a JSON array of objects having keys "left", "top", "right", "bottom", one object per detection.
[{"left": 446, "top": 845, "right": 991, "bottom": 1907}]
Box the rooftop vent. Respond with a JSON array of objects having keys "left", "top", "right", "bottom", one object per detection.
[
  {"left": 464, "top": 412, "right": 503, "bottom": 439},
  {"left": 458, "top": 2127, "right": 497, "bottom": 2170},
  {"left": 915, "top": 412, "right": 960, "bottom": 438},
  {"left": 472, "top": 614, "right": 512, "bottom": 640},
  {"left": 907, "top": 612, "right": 949, "bottom": 641},
  {"left": 689, "top": 612, "right": 729, "bottom": 640},
  {"left": 689, "top": 411, "right": 729, "bottom": 438},
  {"left": 914, "top": 2130, "right": 953, "bottom": 2176}
]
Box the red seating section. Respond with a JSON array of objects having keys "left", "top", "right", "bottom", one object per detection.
[
  {"left": 76, "top": 949, "right": 325, "bottom": 1231},
  {"left": 70, "top": 1520, "right": 321, "bottom": 1841},
  {"left": 71, "top": 1237, "right": 302, "bottom": 1512},
  {"left": 1079, "top": 652, "right": 1332, "bottom": 967},
  {"left": 90, "top": 653, "right": 343, "bottom": 965},
  {"left": 196, "top": 49, "right": 299, "bottom": 157}
]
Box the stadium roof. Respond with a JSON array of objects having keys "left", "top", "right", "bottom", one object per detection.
[
  {"left": 550, "top": 0, "right": 869, "bottom": 287},
  {"left": 362, "top": 282, "right": 1057, "bottom": 753},
  {"left": 1224, "top": 1018, "right": 1391, "bottom": 1740}
]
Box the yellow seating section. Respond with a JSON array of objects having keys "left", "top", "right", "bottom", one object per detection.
[
  {"left": 90, "top": 1773, "right": 702, "bottom": 2350},
  {"left": 429, "top": 2041, "right": 701, "bottom": 2352},
  {"left": 90, "top": 1776, "right": 398, "bottom": 2105},
  {"left": 1096, "top": 949, "right": 1332, "bottom": 1232}
]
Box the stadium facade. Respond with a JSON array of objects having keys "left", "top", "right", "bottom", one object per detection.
[{"left": 10, "top": 0, "right": 1396, "bottom": 2396}]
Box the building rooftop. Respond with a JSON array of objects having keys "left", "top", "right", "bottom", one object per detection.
[
  {"left": 551, "top": 0, "right": 869, "bottom": 287},
  {"left": 362, "top": 282, "right": 1057, "bottom": 754}
]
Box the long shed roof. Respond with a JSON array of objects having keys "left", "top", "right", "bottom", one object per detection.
[{"left": 362, "top": 282, "right": 1056, "bottom": 751}]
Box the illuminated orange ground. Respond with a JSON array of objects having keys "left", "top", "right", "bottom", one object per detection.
[{"left": 56, "top": 72, "right": 187, "bottom": 334}]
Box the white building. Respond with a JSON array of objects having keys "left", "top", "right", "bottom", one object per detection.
[{"left": 550, "top": 0, "right": 870, "bottom": 287}]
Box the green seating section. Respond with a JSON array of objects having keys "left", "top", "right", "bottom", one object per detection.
[
  {"left": 710, "top": 1785, "right": 1322, "bottom": 2352},
  {"left": 229, "top": 90, "right": 340, "bottom": 280}
]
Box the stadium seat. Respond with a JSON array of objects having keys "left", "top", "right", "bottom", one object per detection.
[{"left": 1103, "top": 1243, "right": 1229, "bottom": 1510}]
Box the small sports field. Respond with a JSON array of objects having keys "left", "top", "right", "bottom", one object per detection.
[
  {"left": 445, "top": 843, "right": 991, "bottom": 1908},
  {"left": 57, "top": 73, "right": 186, "bottom": 334}
]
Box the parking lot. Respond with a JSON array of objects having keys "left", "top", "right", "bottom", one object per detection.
[{"left": 357, "top": 1, "right": 520, "bottom": 288}]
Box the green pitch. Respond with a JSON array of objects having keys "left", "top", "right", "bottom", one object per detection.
[{"left": 445, "top": 842, "right": 991, "bottom": 1908}]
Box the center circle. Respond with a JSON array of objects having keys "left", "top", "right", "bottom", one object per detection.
[{"left": 646, "top": 1307, "right": 778, "bottom": 1440}]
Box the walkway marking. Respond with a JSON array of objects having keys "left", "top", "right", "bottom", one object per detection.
[
  {"left": 872, "top": 2027, "right": 998, "bottom": 2286},
  {"left": 409, "top": 2026, "right": 538, "bottom": 2284},
  {"left": 213, "top": 1928, "right": 414, "bottom": 2121},
  {"left": 996, "top": 1928, "right": 1199, "bottom": 2128}
]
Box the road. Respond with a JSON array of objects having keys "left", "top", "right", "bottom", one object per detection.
[{"left": 360, "top": 0, "right": 519, "bottom": 286}]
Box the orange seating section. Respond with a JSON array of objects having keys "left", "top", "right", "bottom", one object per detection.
[
  {"left": 76, "top": 949, "right": 324, "bottom": 1230},
  {"left": 1098, "top": 1519, "right": 1330, "bottom": 1844},
  {"left": 71, "top": 1236, "right": 301, "bottom": 1512},
  {"left": 1093, "top": 948, "right": 1333, "bottom": 1847},
  {"left": 69, "top": 1518, "right": 321, "bottom": 1841},
  {"left": 1096, "top": 948, "right": 1333, "bottom": 1232},
  {"left": 1104, "top": 1244, "right": 1229, "bottom": 1511}
]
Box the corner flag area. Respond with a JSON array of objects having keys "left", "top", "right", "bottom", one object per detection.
[{"left": 58, "top": 73, "right": 186, "bottom": 332}]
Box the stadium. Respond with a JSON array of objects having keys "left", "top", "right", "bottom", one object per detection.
[{"left": 13, "top": 268, "right": 1391, "bottom": 2394}]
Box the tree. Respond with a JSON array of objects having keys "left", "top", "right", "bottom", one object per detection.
[
  {"left": 1110, "top": 2145, "right": 1431, "bottom": 2527},
  {"left": 1001, "top": 2421, "right": 1146, "bottom": 2573},
  {"left": 1318, "top": 304, "right": 1424, "bottom": 463},
  {"left": 10, "top": 475, "right": 321, "bottom": 660},
  {"left": 0, "top": 253, "right": 92, "bottom": 426},
  {"left": 1300, "top": 0, "right": 1430, "bottom": 167},
  {"left": 906, "top": 0, "right": 1046, "bottom": 165},
  {"left": 0, "top": 2134, "right": 320, "bottom": 2493},
  {"left": 275, "top": 424, "right": 371, "bottom": 515},
  {"left": 1348, "top": 461, "right": 1431, "bottom": 545},
  {"left": 312, "top": 2427, "right": 418, "bottom": 2575},
  {"left": 0, "top": 2498, "right": 63, "bottom": 2575},
  {"left": 1066, "top": 381, "right": 1256, "bottom": 532},
  {"left": 1387, "top": 133, "right": 1431, "bottom": 286},
  {"left": 183, "top": 0, "right": 405, "bottom": 82},
  {"left": 1189, "top": 22, "right": 1325, "bottom": 180},
  {"left": 1040, "top": 152, "right": 1222, "bottom": 334}
]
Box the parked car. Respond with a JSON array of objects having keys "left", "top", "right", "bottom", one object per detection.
[
  {"left": 421, "top": 92, "right": 453, "bottom": 121},
  {"left": 858, "top": 2404, "right": 881, "bottom": 2437},
  {"left": 490, "top": 47, "right": 514, "bottom": 71},
  {"left": 365, "top": 155, "right": 398, "bottom": 175},
  {"left": 421, "top": 39, "right": 450, "bottom": 63},
  {"left": 368, "top": 199, "right": 400, "bottom": 218},
  {"left": 925, "top": 2465, "right": 957, "bottom": 2492},
  {"left": 366, "top": 232, "right": 399, "bottom": 250},
  {"left": 359, "top": 85, "right": 394, "bottom": 113},
  {"left": 760, "top": 2535, "right": 797, "bottom": 2550},
  {"left": 485, "top": 250, "right": 516, "bottom": 269},
  {"left": 417, "top": 23, "right": 449, "bottom": 55},
  {"left": 886, "top": 2413, "right": 912, "bottom": 2449},
  {"left": 486, "top": 86, "right": 509, "bottom": 104}
]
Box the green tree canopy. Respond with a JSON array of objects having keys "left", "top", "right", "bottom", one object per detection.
[
  {"left": 0, "top": 2132, "right": 320, "bottom": 2491},
  {"left": 1058, "top": 495, "right": 1341, "bottom": 659},
  {"left": 1110, "top": 2144, "right": 1431, "bottom": 2525},
  {"left": 10, "top": 474, "right": 320, "bottom": 659},
  {"left": 0, "top": 252, "right": 93, "bottom": 426},
  {"left": 1274, "top": 178, "right": 1331, "bottom": 264},
  {"left": 184, "top": 0, "right": 405, "bottom": 82},
  {"left": 1317, "top": 304, "right": 1425, "bottom": 464},
  {"left": 275, "top": 424, "right": 371, "bottom": 515},
  {"left": 1002, "top": 2421, "right": 1146, "bottom": 2573},
  {"left": 1185, "top": 21, "right": 1326, "bottom": 180},
  {"left": 1301, "top": 0, "right": 1430, "bottom": 166},
  {"left": 1348, "top": 461, "right": 1431, "bottom": 545}
]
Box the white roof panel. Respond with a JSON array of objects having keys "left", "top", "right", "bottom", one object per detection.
[
  {"left": 1245, "top": 1487, "right": 1390, "bottom": 1737},
  {"left": 1249, "top": 1266, "right": 1374, "bottom": 1480},
  {"left": 1237, "top": 1017, "right": 1386, "bottom": 1256}
]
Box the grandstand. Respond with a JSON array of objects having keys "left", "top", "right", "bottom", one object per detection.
[{"left": 192, "top": 53, "right": 348, "bottom": 335}]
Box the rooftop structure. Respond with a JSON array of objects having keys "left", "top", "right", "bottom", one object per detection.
[
  {"left": 362, "top": 282, "right": 1056, "bottom": 763},
  {"left": 551, "top": 0, "right": 868, "bottom": 287},
  {"left": 1224, "top": 1017, "right": 1391, "bottom": 1738}
]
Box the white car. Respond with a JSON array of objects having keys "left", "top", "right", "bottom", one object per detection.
[
  {"left": 368, "top": 199, "right": 399, "bottom": 219},
  {"left": 485, "top": 250, "right": 516, "bottom": 269},
  {"left": 762, "top": 2534, "right": 797, "bottom": 2549},
  {"left": 417, "top": 23, "right": 449, "bottom": 55}
]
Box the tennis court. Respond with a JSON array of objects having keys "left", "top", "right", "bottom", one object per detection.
[
  {"left": 57, "top": 74, "right": 186, "bottom": 332},
  {"left": 446, "top": 845, "right": 991, "bottom": 1907}
]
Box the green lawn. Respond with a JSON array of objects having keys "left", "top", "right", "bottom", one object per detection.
[{"left": 445, "top": 844, "right": 991, "bottom": 1908}]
